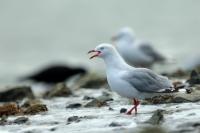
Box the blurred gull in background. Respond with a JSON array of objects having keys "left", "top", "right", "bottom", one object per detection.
[
  {"left": 88, "top": 43, "right": 174, "bottom": 115},
  {"left": 112, "top": 27, "right": 166, "bottom": 68}
]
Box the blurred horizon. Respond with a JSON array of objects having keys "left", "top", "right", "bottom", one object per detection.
[{"left": 0, "top": 0, "right": 199, "bottom": 84}]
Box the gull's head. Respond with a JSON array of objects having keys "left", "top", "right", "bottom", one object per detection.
[
  {"left": 111, "top": 27, "right": 135, "bottom": 44},
  {"left": 88, "top": 43, "right": 116, "bottom": 59}
]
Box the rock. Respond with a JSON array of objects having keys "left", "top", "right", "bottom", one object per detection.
[
  {"left": 45, "top": 83, "right": 72, "bottom": 98},
  {"left": 120, "top": 108, "right": 127, "bottom": 113},
  {"left": 108, "top": 107, "right": 114, "bottom": 111},
  {"left": 21, "top": 99, "right": 42, "bottom": 108},
  {"left": 143, "top": 89, "right": 200, "bottom": 104},
  {"left": 143, "top": 95, "right": 174, "bottom": 104},
  {"left": 138, "top": 126, "right": 167, "bottom": 133},
  {"left": 83, "top": 96, "right": 95, "bottom": 100},
  {"left": 145, "top": 109, "right": 164, "bottom": 125},
  {"left": 187, "top": 70, "right": 200, "bottom": 86},
  {"left": 173, "top": 81, "right": 186, "bottom": 91},
  {"left": 0, "top": 103, "right": 21, "bottom": 116},
  {"left": 13, "top": 117, "right": 29, "bottom": 124},
  {"left": 84, "top": 98, "right": 107, "bottom": 107},
  {"left": 66, "top": 103, "right": 82, "bottom": 109},
  {"left": 23, "top": 104, "right": 48, "bottom": 115},
  {"left": 67, "top": 116, "right": 95, "bottom": 124},
  {"left": 0, "top": 86, "right": 34, "bottom": 102},
  {"left": 109, "top": 122, "right": 122, "bottom": 127},
  {"left": 75, "top": 73, "right": 108, "bottom": 89},
  {"left": 67, "top": 116, "right": 80, "bottom": 123},
  {"left": 0, "top": 115, "right": 8, "bottom": 125}
]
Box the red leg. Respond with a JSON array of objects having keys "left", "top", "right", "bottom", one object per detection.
[
  {"left": 133, "top": 99, "right": 140, "bottom": 114},
  {"left": 126, "top": 98, "right": 140, "bottom": 115}
]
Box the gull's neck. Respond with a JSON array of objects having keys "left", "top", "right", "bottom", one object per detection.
[{"left": 103, "top": 49, "right": 132, "bottom": 72}]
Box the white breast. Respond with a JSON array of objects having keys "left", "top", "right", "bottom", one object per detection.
[{"left": 106, "top": 69, "right": 140, "bottom": 99}]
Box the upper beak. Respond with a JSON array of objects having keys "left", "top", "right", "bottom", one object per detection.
[
  {"left": 111, "top": 35, "right": 119, "bottom": 42},
  {"left": 88, "top": 50, "right": 101, "bottom": 59}
]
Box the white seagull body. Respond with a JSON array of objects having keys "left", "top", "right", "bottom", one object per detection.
[
  {"left": 112, "top": 27, "right": 165, "bottom": 68},
  {"left": 88, "top": 43, "right": 174, "bottom": 114}
]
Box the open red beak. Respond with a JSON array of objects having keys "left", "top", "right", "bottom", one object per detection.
[{"left": 88, "top": 50, "right": 101, "bottom": 59}]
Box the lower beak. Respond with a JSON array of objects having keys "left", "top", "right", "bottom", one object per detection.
[{"left": 88, "top": 50, "right": 101, "bottom": 59}]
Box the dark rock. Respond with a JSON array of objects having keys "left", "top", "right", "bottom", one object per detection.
[
  {"left": 0, "top": 86, "right": 34, "bottom": 102},
  {"left": 120, "top": 108, "right": 127, "bottom": 113},
  {"left": 145, "top": 109, "right": 164, "bottom": 125},
  {"left": 45, "top": 83, "right": 72, "bottom": 98},
  {"left": 0, "top": 103, "right": 21, "bottom": 117},
  {"left": 109, "top": 122, "right": 122, "bottom": 127},
  {"left": 66, "top": 103, "right": 82, "bottom": 109},
  {"left": 0, "top": 115, "right": 8, "bottom": 125},
  {"left": 21, "top": 65, "right": 87, "bottom": 84},
  {"left": 83, "top": 96, "right": 95, "bottom": 100},
  {"left": 108, "top": 107, "right": 114, "bottom": 111},
  {"left": 50, "top": 128, "right": 57, "bottom": 131},
  {"left": 23, "top": 104, "right": 48, "bottom": 115},
  {"left": 173, "top": 81, "right": 186, "bottom": 91},
  {"left": 13, "top": 117, "right": 29, "bottom": 124},
  {"left": 84, "top": 99, "right": 107, "bottom": 107},
  {"left": 67, "top": 115, "right": 96, "bottom": 124},
  {"left": 187, "top": 70, "right": 200, "bottom": 86},
  {"left": 138, "top": 126, "right": 167, "bottom": 133},
  {"left": 67, "top": 116, "right": 80, "bottom": 123},
  {"left": 75, "top": 73, "right": 108, "bottom": 89},
  {"left": 21, "top": 99, "right": 42, "bottom": 108}
]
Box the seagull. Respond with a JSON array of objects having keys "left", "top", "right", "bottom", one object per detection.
[
  {"left": 111, "top": 27, "right": 165, "bottom": 68},
  {"left": 88, "top": 43, "right": 174, "bottom": 115}
]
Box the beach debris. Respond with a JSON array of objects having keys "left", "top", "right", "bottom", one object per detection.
[
  {"left": 0, "top": 103, "right": 21, "bottom": 117},
  {"left": 66, "top": 103, "right": 82, "bottom": 109},
  {"left": 45, "top": 83, "right": 72, "bottom": 98},
  {"left": 0, "top": 86, "right": 34, "bottom": 102},
  {"left": 23, "top": 104, "right": 48, "bottom": 115},
  {"left": 13, "top": 117, "right": 29, "bottom": 124},
  {"left": 145, "top": 109, "right": 164, "bottom": 125}
]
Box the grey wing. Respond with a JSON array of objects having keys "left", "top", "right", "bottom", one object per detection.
[
  {"left": 123, "top": 68, "right": 173, "bottom": 93},
  {"left": 139, "top": 42, "right": 165, "bottom": 62}
]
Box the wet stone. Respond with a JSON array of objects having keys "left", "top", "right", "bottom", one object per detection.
[
  {"left": 0, "top": 86, "right": 34, "bottom": 102},
  {"left": 82, "top": 96, "right": 95, "bottom": 100},
  {"left": 23, "top": 104, "right": 48, "bottom": 115},
  {"left": 187, "top": 70, "right": 200, "bottom": 86},
  {"left": 0, "top": 103, "right": 21, "bottom": 117},
  {"left": 109, "top": 122, "right": 122, "bottom": 127},
  {"left": 21, "top": 99, "right": 42, "bottom": 108},
  {"left": 75, "top": 73, "right": 108, "bottom": 89},
  {"left": 13, "top": 117, "right": 29, "bottom": 124},
  {"left": 84, "top": 98, "right": 107, "bottom": 107},
  {"left": 120, "top": 108, "right": 127, "bottom": 113},
  {"left": 67, "top": 116, "right": 80, "bottom": 123},
  {"left": 145, "top": 109, "right": 165, "bottom": 125},
  {"left": 45, "top": 83, "right": 72, "bottom": 98},
  {"left": 66, "top": 103, "right": 82, "bottom": 109}
]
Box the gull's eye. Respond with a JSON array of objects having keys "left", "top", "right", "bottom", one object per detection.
[{"left": 100, "top": 47, "right": 104, "bottom": 50}]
